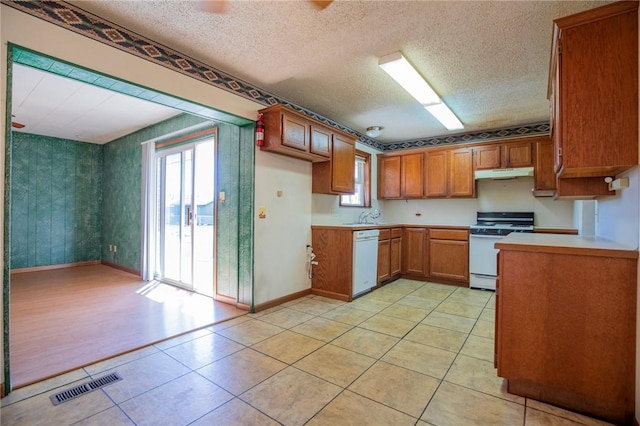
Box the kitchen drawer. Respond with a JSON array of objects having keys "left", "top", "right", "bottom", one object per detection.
[
  {"left": 430, "top": 228, "right": 468, "bottom": 241},
  {"left": 391, "top": 228, "right": 402, "bottom": 239},
  {"left": 378, "top": 229, "right": 391, "bottom": 240}
]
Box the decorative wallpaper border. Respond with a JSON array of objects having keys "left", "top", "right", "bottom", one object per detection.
[{"left": 3, "top": 0, "right": 550, "bottom": 150}]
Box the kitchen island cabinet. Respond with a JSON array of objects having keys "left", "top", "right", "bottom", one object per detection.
[{"left": 495, "top": 233, "right": 638, "bottom": 425}]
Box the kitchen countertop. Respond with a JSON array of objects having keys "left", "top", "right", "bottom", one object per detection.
[
  {"left": 495, "top": 233, "right": 638, "bottom": 259},
  {"left": 311, "top": 224, "right": 469, "bottom": 230}
]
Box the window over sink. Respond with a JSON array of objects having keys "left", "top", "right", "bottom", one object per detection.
[{"left": 340, "top": 150, "right": 371, "bottom": 207}]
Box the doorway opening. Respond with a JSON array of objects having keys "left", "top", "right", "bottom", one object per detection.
[{"left": 4, "top": 45, "right": 255, "bottom": 392}]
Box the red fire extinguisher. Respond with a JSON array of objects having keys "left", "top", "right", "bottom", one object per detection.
[{"left": 256, "top": 113, "right": 265, "bottom": 147}]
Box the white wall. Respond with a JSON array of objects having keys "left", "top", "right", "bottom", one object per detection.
[
  {"left": 364, "top": 177, "right": 574, "bottom": 228},
  {"left": 254, "top": 150, "right": 312, "bottom": 304},
  {"left": 312, "top": 143, "right": 384, "bottom": 225},
  {"left": 596, "top": 167, "right": 640, "bottom": 248}
]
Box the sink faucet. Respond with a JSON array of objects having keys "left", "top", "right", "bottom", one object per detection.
[{"left": 358, "top": 211, "right": 369, "bottom": 224}]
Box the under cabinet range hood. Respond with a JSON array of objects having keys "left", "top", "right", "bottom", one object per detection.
[{"left": 474, "top": 167, "right": 534, "bottom": 180}]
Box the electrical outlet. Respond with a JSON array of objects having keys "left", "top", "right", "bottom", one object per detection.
[
  {"left": 113, "top": 245, "right": 117, "bottom": 252},
  {"left": 109, "top": 244, "right": 113, "bottom": 252}
]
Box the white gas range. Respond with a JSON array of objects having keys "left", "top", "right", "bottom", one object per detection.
[{"left": 469, "top": 212, "right": 534, "bottom": 290}]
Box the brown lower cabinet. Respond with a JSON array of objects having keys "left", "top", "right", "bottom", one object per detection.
[
  {"left": 428, "top": 228, "right": 469, "bottom": 283},
  {"left": 495, "top": 236, "right": 637, "bottom": 425},
  {"left": 378, "top": 228, "right": 402, "bottom": 284},
  {"left": 311, "top": 225, "right": 469, "bottom": 301},
  {"left": 401, "top": 227, "right": 428, "bottom": 277},
  {"left": 401, "top": 226, "right": 469, "bottom": 285}
]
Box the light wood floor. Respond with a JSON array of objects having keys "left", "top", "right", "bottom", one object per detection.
[{"left": 9, "top": 265, "right": 246, "bottom": 388}]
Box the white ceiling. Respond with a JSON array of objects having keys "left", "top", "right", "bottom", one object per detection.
[
  {"left": 13, "top": 0, "right": 613, "bottom": 145},
  {"left": 11, "top": 64, "right": 181, "bottom": 144}
]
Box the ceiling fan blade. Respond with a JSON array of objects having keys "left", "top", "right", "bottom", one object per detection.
[
  {"left": 10, "top": 115, "right": 25, "bottom": 129},
  {"left": 198, "top": 0, "right": 228, "bottom": 14},
  {"left": 310, "top": 0, "right": 333, "bottom": 10}
]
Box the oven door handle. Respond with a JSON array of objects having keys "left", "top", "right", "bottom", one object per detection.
[{"left": 469, "top": 234, "right": 504, "bottom": 239}]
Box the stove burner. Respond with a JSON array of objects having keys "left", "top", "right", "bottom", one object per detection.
[{"left": 470, "top": 211, "right": 534, "bottom": 235}]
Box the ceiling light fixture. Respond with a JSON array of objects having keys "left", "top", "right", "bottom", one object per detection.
[
  {"left": 378, "top": 52, "right": 464, "bottom": 131},
  {"left": 366, "top": 126, "right": 382, "bottom": 138}
]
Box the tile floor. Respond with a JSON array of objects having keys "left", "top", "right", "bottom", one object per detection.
[{"left": 1, "top": 279, "right": 613, "bottom": 426}]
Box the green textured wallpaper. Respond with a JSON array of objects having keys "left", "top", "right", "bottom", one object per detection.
[
  {"left": 10, "top": 113, "right": 254, "bottom": 307},
  {"left": 102, "top": 113, "right": 211, "bottom": 272},
  {"left": 11, "top": 133, "right": 103, "bottom": 268}
]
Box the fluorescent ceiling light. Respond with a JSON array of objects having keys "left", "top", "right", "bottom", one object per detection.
[
  {"left": 379, "top": 51, "right": 464, "bottom": 131},
  {"left": 379, "top": 52, "right": 441, "bottom": 106},
  {"left": 426, "top": 103, "right": 464, "bottom": 131}
]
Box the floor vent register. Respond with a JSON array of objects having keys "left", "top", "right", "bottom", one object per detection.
[{"left": 50, "top": 372, "right": 122, "bottom": 405}]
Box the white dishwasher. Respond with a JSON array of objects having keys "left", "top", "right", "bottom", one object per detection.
[{"left": 352, "top": 229, "right": 380, "bottom": 298}]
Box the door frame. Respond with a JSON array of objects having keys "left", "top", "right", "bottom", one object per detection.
[
  {"left": 155, "top": 134, "right": 218, "bottom": 297},
  {"left": 3, "top": 45, "right": 255, "bottom": 394}
]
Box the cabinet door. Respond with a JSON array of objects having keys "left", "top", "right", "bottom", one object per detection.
[
  {"left": 378, "top": 156, "right": 402, "bottom": 199},
  {"left": 557, "top": 5, "right": 637, "bottom": 178},
  {"left": 428, "top": 239, "right": 469, "bottom": 282},
  {"left": 504, "top": 141, "right": 532, "bottom": 168},
  {"left": 401, "top": 153, "right": 424, "bottom": 198},
  {"left": 377, "top": 239, "right": 391, "bottom": 284},
  {"left": 310, "top": 124, "right": 331, "bottom": 158},
  {"left": 424, "top": 151, "right": 448, "bottom": 197},
  {"left": 331, "top": 134, "right": 355, "bottom": 193},
  {"left": 449, "top": 148, "right": 475, "bottom": 197},
  {"left": 390, "top": 237, "right": 402, "bottom": 277},
  {"left": 281, "top": 113, "right": 309, "bottom": 152},
  {"left": 402, "top": 228, "right": 427, "bottom": 276},
  {"left": 474, "top": 145, "right": 501, "bottom": 170},
  {"left": 533, "top": 138, "right": 556, "bottom": 195}
]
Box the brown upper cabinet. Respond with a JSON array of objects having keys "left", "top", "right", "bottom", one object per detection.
[
  {"left": 532, "top": 136, "right": 556, "bottom": 197},
  {"left": 448, "top": 148, "right": 475, "bottom": 197},
  {"left": 425, "top": 147, "right": 475, "bottom": 198},
  {"left": 309, "top": 124, "right": 332, "bottom": 158},
  {"left": 401, "top": 153, "right": 424, "bottom": 198},
  {"left": 377, "top": 153, "right": 424, "bottom": 199},
  {"left": 378, "top": 155, "right": 402, "bottom": 199},
  {"left": 549, "top": 1, "right": 638, "bottom": 179},
  {"left": 379, "top": 147, "right": 474, "bottom": 200},
  {"left": 474, "top": 141, "right": 532, "bottom": 170},
  {"left": 260, "top": 104, "right": 332, "bottom": 162},
  {"left": 424, "top": 150, "right": 448, "bottom": 197},
  {"left": 312, "top": 132, "right": 356, "bottom": 194}
]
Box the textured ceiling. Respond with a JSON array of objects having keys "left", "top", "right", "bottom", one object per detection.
[
  {"left": 23, "top": 0, "right": 614, "bottom": 144},
  {"left": 11, "top": 64, "right": 181, "bottom": 144}
]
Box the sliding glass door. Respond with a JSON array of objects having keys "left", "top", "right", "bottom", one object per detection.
[{"left": 156, "top": 138, "right": 215, "bottom": 297}]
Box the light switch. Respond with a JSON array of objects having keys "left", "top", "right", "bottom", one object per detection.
[
  {"left": 219, "top": 191, "right": 226, "bottom": 203},
  {"left": 258, "top": 206, "right": 266, "bottom": 219},
  {"left": 277, "top": 190, "right": 283, "bottom": 197}
]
